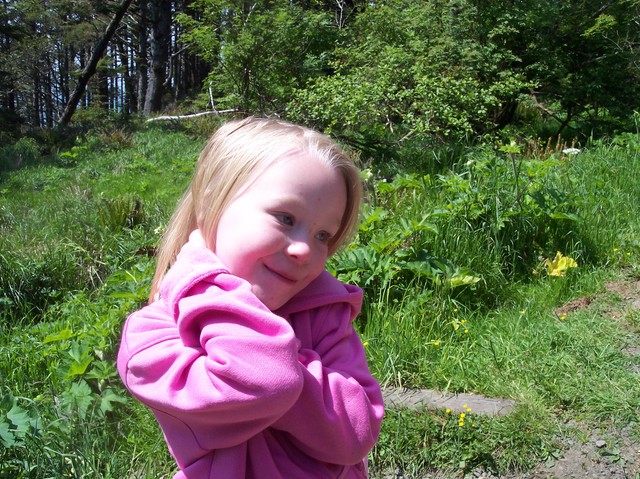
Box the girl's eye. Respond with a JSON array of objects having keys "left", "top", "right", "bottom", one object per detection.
[
  {"left": 315, "top": 231, "right": 332, "bottom": 243},
  {"left": 275, "top": 213, "right": 294, "bottom": 226}
]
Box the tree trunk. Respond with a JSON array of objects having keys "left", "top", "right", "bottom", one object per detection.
[
  {"left": 116, "top": 37, "right": 136, "bottom": 113},
  {"left": 57, "top": 0, "right": 134, "bottom": 127},
  {"left": 97, "top": 60, "right": 110, "bottom": 111},
  {"left": 143, "top": 0, "right": 172, "bottom": 115},
  {"left": 136, "top": 1, "right": 149, "bottom": 113},
  {"left": 45, "top": 66, "right": 54, "bottom": 127},
  {"left": 32, "top": 71, "right": 42, "bottom": 128},
  {"left": 173, "top": 0, "right": 208, "bottom": 101},
  {"left": 59, "top": 47, "right": 71, "bottom": 107}
]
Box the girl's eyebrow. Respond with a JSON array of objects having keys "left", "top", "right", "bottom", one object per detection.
[{"left": 267, "top": 194, "right": 306, "bottom": 209}]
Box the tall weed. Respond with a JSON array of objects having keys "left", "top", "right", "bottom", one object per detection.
[
  {"left": 332, "top": 141, "right": 587, "bottom": 316},
  {"left": 0, "top": 247, "right": 84, "bottom": 322}
]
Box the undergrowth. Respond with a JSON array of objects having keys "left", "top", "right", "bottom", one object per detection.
[{"left": 1, "top": 125, "right": 639, "bottom": 477}]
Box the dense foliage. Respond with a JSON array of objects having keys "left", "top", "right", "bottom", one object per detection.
[
  {"left": 288, "top": 0, "right": 640, "bottom": 143},
  {"left": 1, "top": 0, "right": 639, "bottom": 143}
]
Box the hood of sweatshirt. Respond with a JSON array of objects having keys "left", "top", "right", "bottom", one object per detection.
[{"left": 274, "top": 270, "right": 363, "bottom": 321}]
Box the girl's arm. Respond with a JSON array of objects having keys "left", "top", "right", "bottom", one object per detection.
[
  {"left": 271, "top": 302, "right": 384, "bottom": 466},
  {"left": 117, "top": 272, "right": 303, "bottom": 466}
]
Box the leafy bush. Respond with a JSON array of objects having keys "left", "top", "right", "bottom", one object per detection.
[
  {"left": 0, "top": 137, "right": 40, "bottom": 171},
  {"left": 178, "top": 2, "right": 337, "bottom": 113},
  {"left": 331, "top": 140, "right": 587, "bottom": 317},
  {"left": 286, "top": 1, "right": 533, "bottom": 147}
]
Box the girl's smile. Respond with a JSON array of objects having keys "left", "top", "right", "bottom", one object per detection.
[{"left": 213, "top": 150, "right": 347, "bottom": 310}]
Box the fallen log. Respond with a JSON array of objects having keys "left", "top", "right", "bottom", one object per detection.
[{"left": 146, "top": 109, "right": 237, "bottom": 122}]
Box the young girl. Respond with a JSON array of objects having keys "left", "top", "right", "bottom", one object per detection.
[{"left": 117, "top": 117, "right": 384, "bottom": 478}]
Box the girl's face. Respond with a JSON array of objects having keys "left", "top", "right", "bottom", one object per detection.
[{"left": 213, "top": 151, "right": 347, "bottom": 310}]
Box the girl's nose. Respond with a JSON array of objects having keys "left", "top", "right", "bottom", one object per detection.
[{"left": 286, "top": 237, "right": 312, "bottom": 263}]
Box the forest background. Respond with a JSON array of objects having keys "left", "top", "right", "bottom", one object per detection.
[
  {"left": 2, "top": 0, "right": 640, "bottom": 141},
  {"left": 2, "top": 1, "right": 640, "bottom": 478}
]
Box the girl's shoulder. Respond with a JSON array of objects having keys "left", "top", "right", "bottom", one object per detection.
[{"left": 159, "top": 230, "right": 240, "bottom": 313}]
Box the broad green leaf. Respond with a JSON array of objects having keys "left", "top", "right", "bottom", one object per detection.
[
  {"left": 0, "top": 418, "right": 16, "bottom": 447},
  {"left": 99, "top": 388, "right": 128, "bottom": 414},
  {"left": 43, "top": 329, "right": 74, "bottom": 343},
  {"left": 549, "top": 212, "right": 579, "bottom": 221},
  {"left": 6, "top": 404, "right": 31, "bottom": 438},
  {"left": 67, "top": 357, "right": 93, "bottom": 377},
  {"left": 446, "top": 274, "right": 481, "bottom": 288},
  {"left": 60, "top": 381, "right": 95, "bottom": 419}
]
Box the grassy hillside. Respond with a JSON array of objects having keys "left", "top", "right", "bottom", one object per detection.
[{"left": 1, "top": 123, "right": 639, "bottom": 477}]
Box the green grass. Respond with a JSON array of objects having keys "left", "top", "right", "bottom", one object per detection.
[{"left": 1, "top": 124, "right": 639, "bottom": 477}]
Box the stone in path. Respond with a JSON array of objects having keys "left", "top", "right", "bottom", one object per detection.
[{"left": 383, "top": 388, "right": 516, "bottom": 416}]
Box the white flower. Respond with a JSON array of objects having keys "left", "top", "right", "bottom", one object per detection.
[{"left": 562, "top": 148, "right": 581, "bottom": 155}]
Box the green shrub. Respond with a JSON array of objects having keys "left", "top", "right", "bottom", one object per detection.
[
  {"left": 331, "top": 141, "right": 588, "bottom": 315},
  {"left": 0, "top": 248, "right": 84, "bottom": 322},
  {"left": 0, "top": 137, "right": 40, "bottom": 172}
]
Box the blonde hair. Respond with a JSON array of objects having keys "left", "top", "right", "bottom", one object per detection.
[{"left": 150, "top": 116, "right": 363, "bottom": 301}]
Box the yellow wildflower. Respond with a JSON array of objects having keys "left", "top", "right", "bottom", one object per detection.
[{"left": 544, "top": 251, "right": 578, "bottom": 277}]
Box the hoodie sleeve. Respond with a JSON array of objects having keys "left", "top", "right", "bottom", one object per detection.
[
  {"left": 271, "top": 301, "right": 384, "bottom": 466},
  {"left": 117, "top": 270, "right": 303, "bottom": 468}
]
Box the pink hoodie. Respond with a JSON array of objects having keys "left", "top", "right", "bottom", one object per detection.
[{"left": 117, "top": 230, "right": 384, "bottom": 478}]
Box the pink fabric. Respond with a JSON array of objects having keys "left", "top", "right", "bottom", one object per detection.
[{"left": 117, "top": 230, "right": 384, "bottom": 478}]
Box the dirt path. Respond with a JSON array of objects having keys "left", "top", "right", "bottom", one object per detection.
[
  {"left": 508, "top": 278, "right": 640, "bottom": 479},
  {"left": 384, "top": 276, "right": 640, "bottom": 479}
]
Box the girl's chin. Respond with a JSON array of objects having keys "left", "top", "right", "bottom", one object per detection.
[{"left": 252, "top": 286, "right": 291, "bottom": 311}]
